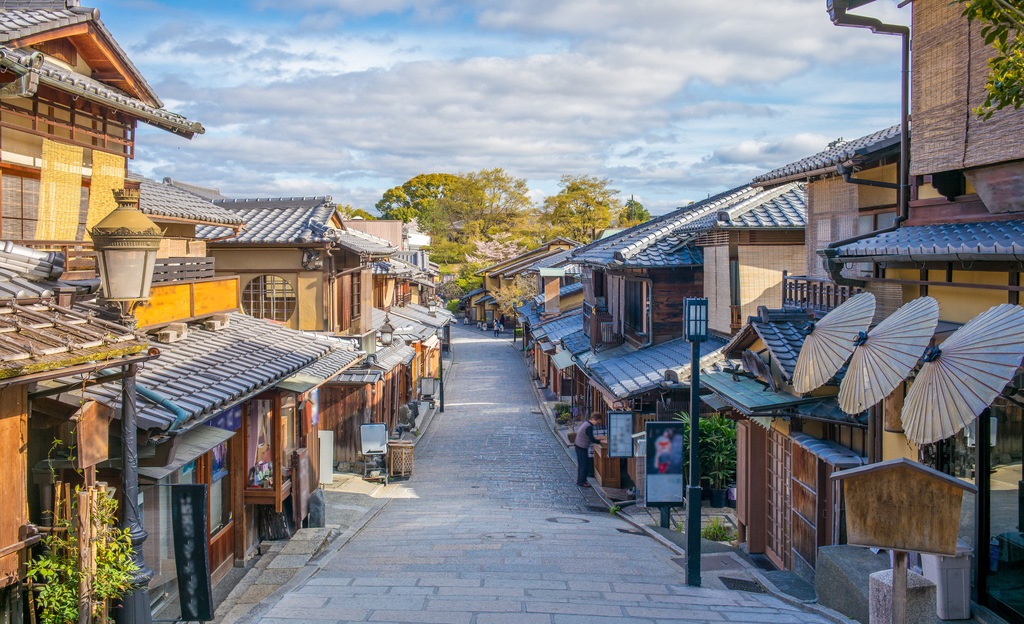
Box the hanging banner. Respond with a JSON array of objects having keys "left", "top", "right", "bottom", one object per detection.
[
  {"left": 171, "top": 484, "right": 214, "bottom": 621},
  {"left": 645, "top": 421, "right": 684, "bottom": 505}
]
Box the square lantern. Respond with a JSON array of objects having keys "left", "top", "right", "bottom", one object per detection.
[
  {"left": 684, "top": 297, "right": 709, "bottom": 343},
  {"left": 89, "top": 189, "right": 163, "bottom": 306}
]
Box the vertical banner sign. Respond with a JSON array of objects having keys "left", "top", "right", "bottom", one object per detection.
[
  {"left": 171, "top": 484, "right": 214, "bottom": 621},
  {"left": 607, "top": 411, "right": 634, "bottom": 458},
  {"left": 645, "top": 421, "right": 685, "bottom": 505}
]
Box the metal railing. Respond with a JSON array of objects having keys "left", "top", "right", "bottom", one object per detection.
[{"left": 782, "top": 272, "right": 862, "bottom": 316}]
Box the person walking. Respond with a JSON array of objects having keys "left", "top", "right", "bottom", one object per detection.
[
  {"left": 573, "top": 413, "right": 602, "bottom": 488},
  {"left": 493, "top": 320, "right": 501, "bottom": 337}
]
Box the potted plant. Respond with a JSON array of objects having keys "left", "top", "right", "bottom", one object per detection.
[{"left": 700, "top": 413, "right": 736, "bottom": 508}]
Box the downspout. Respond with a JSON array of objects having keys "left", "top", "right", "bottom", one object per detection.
[
  {"left": 821, "top": 0, "right": 910, "bottom": 286},
  {"left": 100, "top": 368, "right": 190, "bottom": 431}
]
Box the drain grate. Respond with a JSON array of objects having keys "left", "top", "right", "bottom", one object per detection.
[
  {"left": 719, "top": 577, "right": 766, "bottom": 593},
  {"left": 482, "top": 532, "right": 541, "bottom": 542}
]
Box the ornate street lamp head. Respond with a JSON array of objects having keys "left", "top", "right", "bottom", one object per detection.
[
  {"left": 89, "top": 188, "right": 164, "bottom": 317},
  {"left": 379, "top": 315, "right": 395, "bottom": 346}
]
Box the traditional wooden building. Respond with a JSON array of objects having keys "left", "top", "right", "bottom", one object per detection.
[
  {"left": 198, "top": 197, "right": 396, "bottom": 351},
  {"left": 469, "top": 237, "right": 577, "bottom": 324}
]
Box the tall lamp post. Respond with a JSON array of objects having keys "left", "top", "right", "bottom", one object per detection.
[
  {"left": 90, "top": 188, "right": 163, "bottom": 624},
  {"left": 436, "top": 325, "right": 445, "bottom": 413},
  {"left": 683, "top": 297, "right": 709, "bottom": 588}
]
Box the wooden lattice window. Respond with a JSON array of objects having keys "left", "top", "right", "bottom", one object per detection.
[
  {"left": 350, "top": 272, "right": 362, "bottom": 322},
  {"left": 242, "top": 275, "right": 296, "bottom": 322}
]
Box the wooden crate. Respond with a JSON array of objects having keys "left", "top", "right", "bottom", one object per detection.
[{"left": 388, "top": 442, "right": 415, "bottom": 477}]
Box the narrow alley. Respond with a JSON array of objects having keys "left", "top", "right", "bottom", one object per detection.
[{"left": 248, "top": 326, "right": 834, "bottom": 624}]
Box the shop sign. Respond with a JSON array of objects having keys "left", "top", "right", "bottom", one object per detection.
[{"left": 607, "top": 411, "right": 633, "bottom": 458}]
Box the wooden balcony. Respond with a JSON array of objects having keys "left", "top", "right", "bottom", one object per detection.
[{"left": 782, "top": 273, "right": 863, "bottom": 317}]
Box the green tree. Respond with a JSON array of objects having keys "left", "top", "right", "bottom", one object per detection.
[
  {"left": 617, "top": 196, "right": 651, "bottom": 228},
  {"left": 542, "top": 175, "right": 620, "bottom": 243},
  {"left": 337, "top": 203, "right": 377, "bottom": 220},
  {"left": 956, "top": 0, "right": 1024, "bottom": 118},
  {"left": 492, "top": 273, "right": 538, "bottom": 319},
  {"left": 375, "top": 173, "right": 462, "bottom": 223}
]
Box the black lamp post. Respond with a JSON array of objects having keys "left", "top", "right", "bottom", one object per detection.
[
  {"left": 90, "top": 189, "right": 162, "bottom": 624},
  {"left": 683, "top": 297, "right": 709, "bottom": 588},
  {"left": 436, "top": 325, "right": 445, "bottom": 413}
]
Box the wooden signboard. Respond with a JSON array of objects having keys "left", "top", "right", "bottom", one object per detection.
[
  {"left": 291, "top": 449, "right": 312, "bottom": 528},
  {"left": 71, "top": 400, "right": 112, "bottom": 470},
  {"left": 607, "top": 411, "right": 633, "bottom": 458}
]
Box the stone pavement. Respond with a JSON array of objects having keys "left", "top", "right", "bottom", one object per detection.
[{"left": 243, "top": 325, "right": 843, "bottom": 624}]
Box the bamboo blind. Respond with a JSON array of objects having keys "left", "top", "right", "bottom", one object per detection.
[
  {"left": 85, "top": 150, "right": 126, "bottom": 239},
  {"left": 911, "top": 0, "right": 1024, "bottom": 174},
  {"left": 706, "top": 244, "right": 731, "bottom": 334},
  {"left": 35, "top": 139, "right": 83, "bottom": 241},
  {"left": 737, "top": 244, "right": 805, "bottom": 322},
  {"left": 807, "top": 178, "right": 857, "bottom": 278}
]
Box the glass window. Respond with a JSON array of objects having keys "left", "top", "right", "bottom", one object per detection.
[
  {"left": 351, "top": 272, "right": 362, "bottom": 322},
  {"left": 209, "top": 441, "right": 231, "bottom": 535},
  {"left": 242, "top": 275, "right": 296, "bottom": 322}
]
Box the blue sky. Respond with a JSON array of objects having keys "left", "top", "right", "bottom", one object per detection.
[{"left": 98, "top": 0, "right": 910, "bottom": 216}]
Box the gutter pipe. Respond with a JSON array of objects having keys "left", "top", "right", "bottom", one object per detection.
[
  {"left": 821, "top": 0, "right": 911, "bottom": 286},
  {"left": 100, "top": 367, "right": 190, "bottom": 431}
]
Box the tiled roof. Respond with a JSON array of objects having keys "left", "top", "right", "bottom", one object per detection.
[
  {"left": 334, "top": 369, "right": 383, "bottom": 385},
  {"left": 0, "top": 301, "right": 145, "bottom": 380},
  {"left": 135, "top": 177, "right": 244, "bottom": 227},
  {"left": 750, "top": 318, "right": 812, "bottom": 382},
  {"left": 460, "top": 287, "right": 485, "bottom": 301},
  {"left": 64, "top": 312, "right": 342, "bottom": 432},
  {"left": 516, "top": 302, "right": 542, "bottom": 327},
  {"left": 372, "top": 258, "right": 417, "bottom": 276},
  {"left": 388, "top": 303, "right": 453, "bottom": 329},
  {"left": 370, "top": 341, "right": 415, "bottom": 372},
  {"left": 560, "top": 330, "right": 591, "bottom": 356},
  {"left": 681, "top": 183, "right": 806, "bottom": 231},
  {"left": 335, "top": 227, "right": 397, "bottom": 256},
  {"left": 560, "top": 282, "right": 584, "bottom": 297},
  {"left": 702, "top": 372, "right": 817, "bottom": 415},
  {"left": 753, "top": 125, "right": 901, "bottom": 184},
  {"left": 830, "top": 220, "right": 1024, "bottom": 262},
  {"left": 532, "top": 309, "right": 584, "bottom": 344},
  {"left": 581, "top": 337, "right": 727, "bottom": 400},
  {"left": 572, "top": 186, "right": 757, "bottom": 268},
  {"left": 0, "top": 2, "right": 162, "bottom": 107},
  {"left": 525, "top": 248, "right": 580, "bottom": 273},
  {"left": 0, "top": 45, "right": 202, "bottom": 136},
  {"left": 161, "top": 178, "right": 226, "bottom": 202},
  {"left": 199, "top": 198, "right": 335, "bottom": 244}
]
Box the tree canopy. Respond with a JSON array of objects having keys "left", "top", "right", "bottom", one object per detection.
[
  {"left": 957, "top": 0, "right": 1024, "bottom": 118},
  {"left": 617, "top": 197, "right": 651, "bottom": 228},
  {"left": 375, "top": 173, "right": 462, "bottom": 224},
  {"left": 542, "top": 175, "right": 621, "bottom": 243}
]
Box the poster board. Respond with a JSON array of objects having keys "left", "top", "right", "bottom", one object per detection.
[
  {"left": 645, "top": 421, "right": 684, "bottom": 505},
  {"left": 607, "top": 411, "right": 633, "bottom": 458}
]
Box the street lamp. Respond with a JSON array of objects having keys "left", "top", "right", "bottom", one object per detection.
[
  {"left": 683, "top": 297, "right": 709, "bottom": 589},
  {"left": 89, "top": 188, "right": 160, "bottom": 624},
  {"left": 379, "top": 315, "right": 394, "bottom": 346},
  {"left": 90, "top": 189, "right": 163, "bottom": 320},
  {"left": 436, "top": 325, "right": 445, "bottom": 413}
]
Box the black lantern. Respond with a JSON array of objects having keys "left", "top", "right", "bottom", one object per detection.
[
  {"left": 684, "top": 297, "right": 709, "bottom": 343},
  {"left": 90, "top": 189, "right": 163, "bottom": 316},
  {"left": 380, "top": 315, "right": 394, "bottom": 346}
]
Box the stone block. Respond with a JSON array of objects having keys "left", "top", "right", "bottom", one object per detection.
[
  {"left": 868, "top": 569, "right": 936, "bottom": 624},
  {"left": 816, "top": 545, "right": 890, "bottom": 623}
]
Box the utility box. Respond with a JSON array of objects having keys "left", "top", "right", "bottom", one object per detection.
[{"left": 921, "top": 541, "right": 973, "bottom": 620}]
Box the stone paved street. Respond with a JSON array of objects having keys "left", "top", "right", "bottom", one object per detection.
[{"left": 254, "top": 326, "right": 835, "bottom": 624}]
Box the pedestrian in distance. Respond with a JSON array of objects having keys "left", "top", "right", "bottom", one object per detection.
[
  {"left": 573, "top": 412, "right": 602, "bottom": 488},
  {"left": 493, "top": 321, "right": 500, "bottom": 337}
]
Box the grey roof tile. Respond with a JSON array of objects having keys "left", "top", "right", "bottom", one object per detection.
[
  {"left": 831, "top": 220, "right": 1024, "bottom": 262},
  {"left": 560, "top": 330, "right": 590, "bottom": 355},
  {"left": 199, "top": 198, "right": 336, "bottom": 244},
  {"left": 532, "top": 308, "right": 584, "bottom": 344},
  {"left": 388, "top": 303, "right": 453, "bottom": 329},
  {"left": 161, "top": 178, "right": 226, "bottom": 201},
  {"left": 753, "top": 125, "right": 901, "bottom": 184},
  {"left": 0, "top": 45, "right": 201, "bottom": 135},
  {"left": 582, "top": 337, "right": 727, "bottom": 399},
  {"left": 134, "top": 177, "right": 244, "bottom": 226},
  {"left": 370, "top": 341, "right": 415, "bottom": 372},
  {"left": 335, "top": 227, "right": 397, "bottom": 256},
  {"left": 63, "top": 312, "right": 342, "bottom": 432}
]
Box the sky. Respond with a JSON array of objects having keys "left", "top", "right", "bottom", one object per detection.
[{"left": 99, "top": 0, "right": 910, "bottom": 216}]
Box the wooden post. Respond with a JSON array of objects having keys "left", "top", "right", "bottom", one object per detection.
[
  {"left": 77, "top": 489, "right": 91, "bottom": 624},
  {"left": 892, "top": 550, "right": 908, "bottom": 624}
]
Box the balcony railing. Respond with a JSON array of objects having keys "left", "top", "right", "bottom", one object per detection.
[{"left": 782, "top": 272, "right": 863, "bottom": 317}]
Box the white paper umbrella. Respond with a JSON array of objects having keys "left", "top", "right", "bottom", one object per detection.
[
  {"left": 902, "top": 303, "right": 1024, "bottom": 445},
  {"left": 838, "top": 297, "right": 939, "bottom": 414},
  {"left": 793, "top": 292, "right": 876, "bottom": 394}
]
